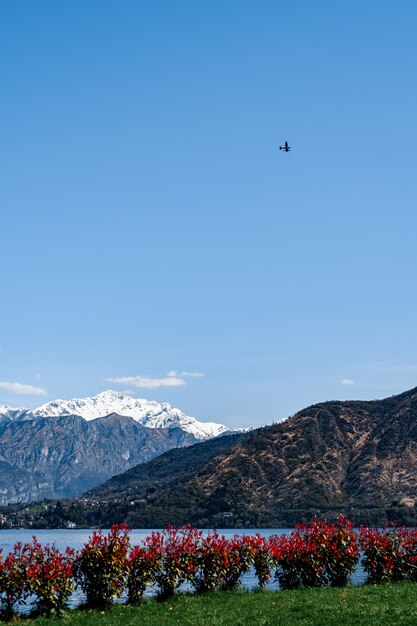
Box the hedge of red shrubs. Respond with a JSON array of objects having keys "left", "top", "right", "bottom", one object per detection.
[{"left": 1, "top": 516, "right": 417, "bottom": 618}]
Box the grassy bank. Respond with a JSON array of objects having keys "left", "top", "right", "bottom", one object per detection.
[{"left": 21, "top": 583, "right": 417, "bottom": 626}]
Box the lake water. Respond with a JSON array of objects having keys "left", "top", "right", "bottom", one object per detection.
[{"left": 0, "top": 528, "right": 366, "bottom": 611}]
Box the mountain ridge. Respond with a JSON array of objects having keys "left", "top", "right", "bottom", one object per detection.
[
  {"left": 0, "top": 412, "right": 198, "bottom": 504},
  {"left": 61, "top": 385, "right": 417, "bottom": 528},
  {"left": 6, "top": 387, "right": 417, "bottom": 528},
  {"left": 0, "top": 390, "right": 237, "bottom": 440}
]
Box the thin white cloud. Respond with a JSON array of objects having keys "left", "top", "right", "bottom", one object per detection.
[
  {"left": 341, "top": 378, "right": 355, "bottom": 385},
  {"left": 0, "top": 381, "right": 48, "bottom": 395},
  {"left": 167, "top": 370, "right": 204, "bottom": 378},
  {"left": 181, "top": 371, "right": 204, "bottom": 378},
  {"left": 107, "top": 376, "right": 186, "bottom": 389}
]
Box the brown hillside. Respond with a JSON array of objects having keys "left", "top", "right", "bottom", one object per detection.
[{"left": 12, "top": 387, "right": 417, "bottom": 528}]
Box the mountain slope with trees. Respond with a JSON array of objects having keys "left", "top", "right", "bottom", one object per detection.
[
  {"left": 5, "top": 387, "right": 417, "bottom": 527},
  {"left": 76, "top": 386, "right": 417, "bottom": 527}
]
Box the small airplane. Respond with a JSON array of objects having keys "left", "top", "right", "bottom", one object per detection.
[{"left": 279, "top": 141, "right": 291, "bottom": 152}]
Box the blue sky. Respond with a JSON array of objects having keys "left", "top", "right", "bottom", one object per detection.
[{"left": 1, "top": 1, "right": 417, "bottom": 427}]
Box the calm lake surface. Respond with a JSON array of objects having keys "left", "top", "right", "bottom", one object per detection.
[{"left": 0, "top": 528, "right": 366, "bottom": 610}]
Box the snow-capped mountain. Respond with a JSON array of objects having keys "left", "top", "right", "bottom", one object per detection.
[
  {"left": 0, "top": 392, "right": 246, "bottom": 505},
  {"left": 3, "top": 391, "right": 232, "bottom": 440},
  {"left": 0, "top": 404, "right": 27, "bottom": 422},
  {"left": 0, "top": 412, "right": 198, "bottom": 505}
]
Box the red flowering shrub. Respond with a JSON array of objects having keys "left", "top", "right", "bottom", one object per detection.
[
  {"left": 25, "top": 538, "right": 74, "bottom": 616},
  {"left": 0, "top": 543, "right": 30, "bottom": 620},
  {"left": 189, "top": 530, "right": 227, "bottom": 593},
  {"left": 145, "top": 525, "right": 200, "bottom": 599},
  {"left": 221, "top": 536, "right": 251, "bottom": 590},
  {"left": 269, "top": 530, "right": 323, "bottom": 589},
  {"left": 400, "top": 527, "right": 417, "bottom": 582},
  {"left": 243, "top": 534, "right": 272, "bottom": 589},
  {"left": 190, "top": 531, "right": 251, "bottom": 593},
  {"left": 359, "top": 525, "right": 417, "bottom": 584},
  {"left": 73, "top": 523, "right": 130, "bottom": 609},
  {"left": 126, "top": 543, "right": 161, "bottom": 604},
  {"left": 306, "top": 516, "right": 359, "bottom": 587},
  {"left": 270, "top": 516, "right": 359, "bottom": 589}
]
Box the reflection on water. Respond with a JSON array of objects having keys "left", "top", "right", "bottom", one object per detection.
[{"left": 0, "top": 528, "right": 366, "bottom": 611}]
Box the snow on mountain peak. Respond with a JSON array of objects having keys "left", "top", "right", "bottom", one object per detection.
[
  {"left": 29, "top": 390, "right": 231, "bottom": 440},
  {"left": 0, "top": 404, "right": 28, "bottom": 421}
]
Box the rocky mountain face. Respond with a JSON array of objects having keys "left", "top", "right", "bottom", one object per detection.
[
  {"left": 0, "top": 413, "right": 197, "bottom": 504},
  {"left": 73, "top": 386, "right": 417, "bottom": 527},
  {"left": 0, "top": 390, "right": 243, "bottom": 504}
]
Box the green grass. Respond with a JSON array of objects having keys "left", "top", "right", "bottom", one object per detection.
[{"left": 21, "top": 584, "right": 417, "bottom": 626}]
